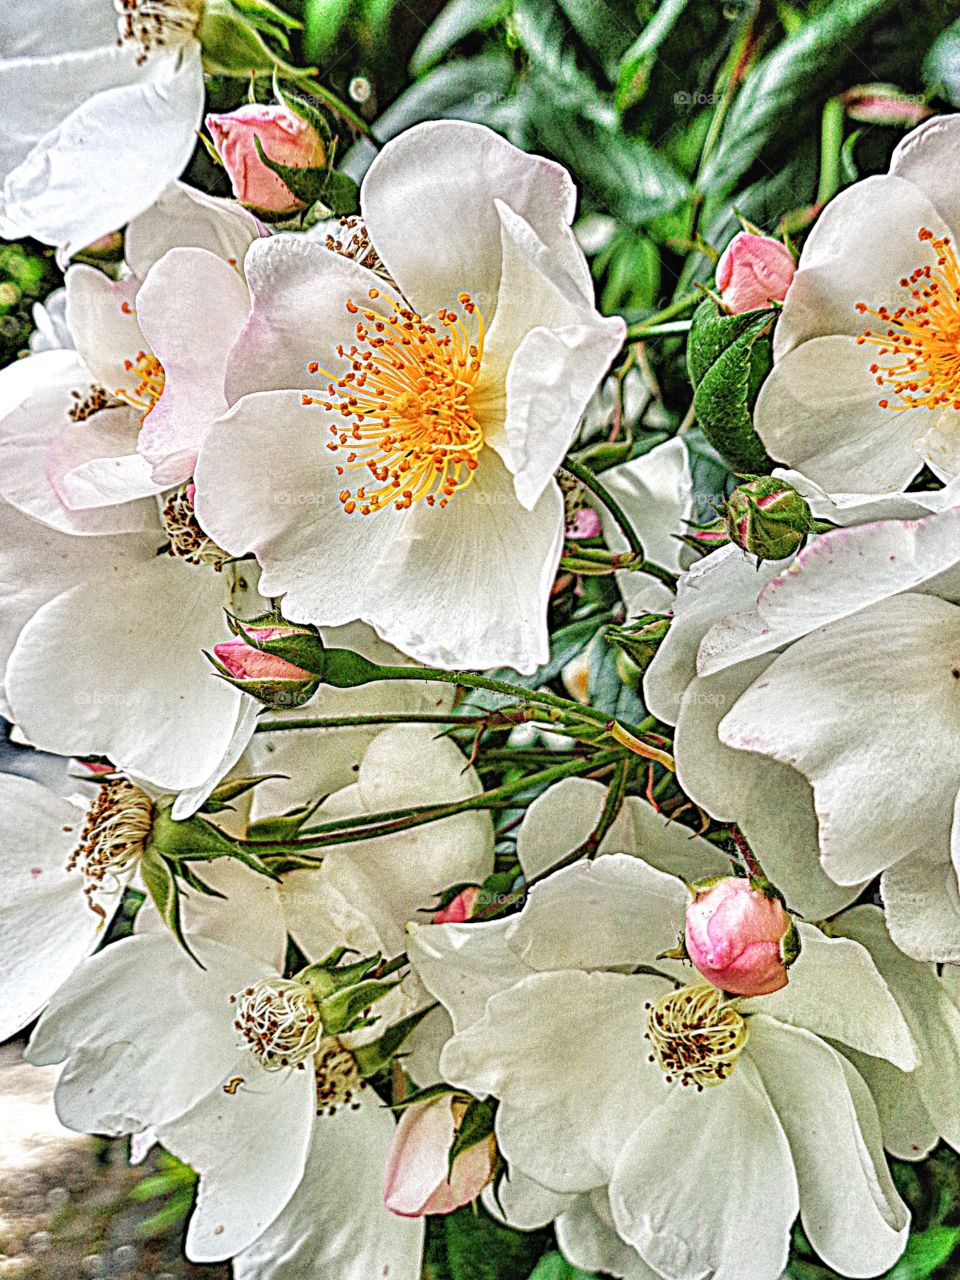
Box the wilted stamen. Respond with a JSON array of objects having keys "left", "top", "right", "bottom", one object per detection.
[
  {"left": 644, "top": 984, "right": 748, "bottom": 1090},
  {"left": 232, "top": 978, "right": 323, "bottom": 1071},
  {"left": 67, "top": 778, "right": 153, "bottom": 921}
]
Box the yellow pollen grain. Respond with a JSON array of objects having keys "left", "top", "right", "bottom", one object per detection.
[
  {"left": 302, "top": 289, "right": 486, "bottom": 516},
  {"left": 857, "top": 227, "right": 960, "bottom": 412}
]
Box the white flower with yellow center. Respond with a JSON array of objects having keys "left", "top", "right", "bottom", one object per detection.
[
  {"left": 26, "top": 854, "right": 431, "bottom": 1277},
  {"left": 0, "top": 182, "right": 258, "bottom": 521},
  {"left": 409, "top": 780, "right": 919, "bottom": 1280},
  {"left": 0, "top": 0, "right": 204, "bottom": 252},
  {"left": 195, "top": 120, "right": 626, "bottom": 673},
  {"left": 754, "top": 113, "right": 960, "bottom": 492}
]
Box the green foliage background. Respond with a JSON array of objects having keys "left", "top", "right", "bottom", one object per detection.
[{"left": 8, "top": 0, "right": 960, "bottom": 1276}]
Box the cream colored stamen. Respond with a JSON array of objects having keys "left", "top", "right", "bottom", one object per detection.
[
  {"left": 644, "top": 983, "right": 748, "bottom": 1090},
  {"left": 67, "top": 779, "right": 153, "bottom": 922}
]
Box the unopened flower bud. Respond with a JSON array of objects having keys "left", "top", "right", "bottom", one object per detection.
[
  {"left": 606, "top": 615, "right": 671, "bottom": 675},
  {"left": 384, "top": 1096, "right": 497, "bottom": 1217},
  {"left": 213, "top": 628, "right": 313, "bottom": 682},
  {"left": 842, "top": 84, "right": 933, "bottom": 128},
  {"left": 565, "top": 506, "right": 602, "bottom": 539},
  {"left": 723, "top": 476, "right": 813, "bottom": 562},
  {"left": 435, "top": 887, "right": 482, "bottom": 924},
  {"left": 206, "top": 103, "right": 327, "bottom": 213},
  {"left": 716, "top": 232, "right": 795, "bottom": 315},
  {"left": 684, "top": 877, "right": 798, "bottom": 997}
]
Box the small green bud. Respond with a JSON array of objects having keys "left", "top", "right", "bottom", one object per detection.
[
  {"left": 606, "top": 614, "right": 672, "bottom": 674},
  {"left": 722, "top": 476, "right": 813, "bottom": 562}
]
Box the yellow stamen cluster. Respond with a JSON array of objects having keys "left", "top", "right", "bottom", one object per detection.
[
  {"left": 67, "top": 778, "right": 153, "bottom": 922},
  {"left": 303, "top": 289, "right": 485, "bottom": 516},
  {"left": 644, "top": 984, "right": 748, "bottom": 1091},
  {"left": 115, "top": 350, "right": 165, "bottom": 422},
  {"left": 115, "top": 0, "right": 202, "bottom": 64},
  {"left": 231, "top": 978, "right": 323, "bottom": 1071},
  {"left": 160, "top": 485, "right": 229, "bottom": 570},
  {"left": 857, "top": 227, "right": 960, "bottom": 412}
]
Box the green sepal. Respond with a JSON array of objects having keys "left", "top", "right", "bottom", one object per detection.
[
  {"left": 252, "top": 139, "right": 359, "bottom": 214},
  {"left": 200, "top": 774, "right": 287, "bottom": 813},
  {"left": 198, "top": 0, "right": 305, "bottom": 76},
  {"left": 605, "top": 615, "right": 672, "bottom": 675},
  {"left": 145, "top": 804, "right": 241, "bottom": 864},
  {"left": 447, "top": 1097, "right": 496, "bottom": 1178},
  {"left": 354, "top": 1005, "right": 438, "bottom": 1079},
  {"left": 387, "top": 1082, "right": 464, "bottom": 1112},
  {"left": 228, "top": 615, "right": 329, "bottom": 674},
  {"left": 317, "top": 976, "right": 403, "bottom": 1036},
  {"left": 780, "top": 918, "right": 802, "bottom": 969},
  {"left": 273, "top": 73, "right": 332, "bottom": 141},
  {"left": 300, "top": 952, "right": 382, "bottom": 1000},
  {"left": 139, "top": 846, "right": 199, "bottom": 965},
  {"left": 245, "top": 799, "right": 323, "bottom": 842},
  {"left": 687, "top": 298, "right": 775, "bottom": 474}
]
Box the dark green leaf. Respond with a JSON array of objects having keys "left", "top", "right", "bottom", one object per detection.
[
  {"left": 448, "top": 1097, "right": 496, "bottom": 1173},
  {"left": 410, "top": 0, "right": 512, "bottom": 74},
  {"left": 528, "top": 1253, "right": 598, "bottom": 1280},
  {"left": 373, "top": 52, "right": 515, "bottom": 139},
  {"left": 439, "top": 1203, "right": 550, "bottom": 1280},
  {"left": 687, "top": 298, "right": 774, "bottom": 473},
  {"left": 700, "top": 0, "right": 899, "bottom": 197}
]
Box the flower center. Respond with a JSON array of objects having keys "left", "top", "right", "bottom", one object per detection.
[
  {"left": 69, "top": 383, "right": 124, "bottom": 423},
  {"left": 161, "top": 483, "right": 229, "bottom": 570},
  {"left": 323, "top": 217, "right": 392, "bottom": 283},
  {"left": 315, "top": 1040, "right": 365, "bottom": 1116},
  {"left": 232, "top": 978, "right": 323, "bottom": 1071},
  {"left": 114, "top": 351, "right": 165, "bottom": 423},
  {"left": 114, "top": 0, "right": 202, "bottom": 63},
  {"left": 856, "top": 227, "right": 960, "bottom": 412},
  {"left": 67, "top": 778, "right": 153, "bottom": 922},
  {"left": 303, "top": 288, "right": 485, "bottom": 516},
  {"left": 644, "top": 983, "right": 748, "bottom": 1091}
]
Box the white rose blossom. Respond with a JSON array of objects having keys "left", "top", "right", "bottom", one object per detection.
[
  {"left": 194, "top": 119, "right": 626, "bottom": 673},
  {"left": 661, "top": 504, "right": 960, "bottom": 960},
  {"left": 0, "top": 0, "right": 204, "bottom": 253},
  {"left": 754, "top": 112, "right": 960, "bottom": 492},
  {"left": 409, "top": 782, "right": 918, "bottom": 1280},
  {"left": 25, "top": 718, "right": 494, "bottom": 1278}
]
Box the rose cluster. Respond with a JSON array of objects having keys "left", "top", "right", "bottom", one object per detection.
[{"left": 3, "top": 5, "right": 960, "bottom": 1280}]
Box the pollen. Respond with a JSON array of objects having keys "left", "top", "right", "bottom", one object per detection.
[
  {"left": 231, "top": 978, "right": 323, "bottom": 1072},
  {"left": 856, "top": 228, "right": 960, "bottom": 412},
  {"left": 644, "top": 983, "right": 748, "bottom": 1091},
  {"left": 305, "top": 290, "right": 486, "bottom": 515},
  {"left": 69, "top": 383, "right": 124, "bottom": 423},
  {"left": 115, "top": 0, "right": 203, "bottom": 64},
  {"left": 160, "top": 483, "right": 229, "bottom": 571},
  {"left": 67, "top": 778, "right": 153, "bottom": 923},
  {"left": 114, "top": 350, "right": 165, "bottom": 422}
]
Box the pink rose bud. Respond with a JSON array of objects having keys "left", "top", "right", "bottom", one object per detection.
[
  {"left": 565, "top": 507, "right": 602, "bottom": 540},
  {"left": 213, "top": 628, "right": 312, "bottom": 682},
  {"left": 684, "top": 877, "right": 797, "bottom": 997},
  {"left": 205, "top": 103, "right": 326, "bottom": 213},
  {"left": 435, "top": 887, "right": 482, "bottom": 924},
  {"left": 384, "top": 1097, "right": 496, "bottom": 1218},
  {"left": 715, "top": 232, "right": 796, "bottom": 314}
]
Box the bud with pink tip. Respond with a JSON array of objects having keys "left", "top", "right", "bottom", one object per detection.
[
  {"left": 715, "top": 232, "right": 796, "bottom": 315},
  {"left": 385, "top": 1096, "right": 497, "bottom": 1218},
  {"left": 205, "top": 103, "right": 327, "bottom": 213},
  {"left": 213, "top": 627, "right": 313, "bottom": 682},
  {"left": 434, "top": 887, "right": 482, "bottom": 924},
  {"left": 684, "top": 876, "right": 799, "bottom": 997}
]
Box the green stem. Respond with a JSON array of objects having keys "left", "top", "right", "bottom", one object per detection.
[
  {"left": 245, "top": 750, "right": 623, "bottom": 856},
  {"left": 816, "top": 96, "right": 844, "bottom": 207},
  {"left": 562, "top": 455, "right": 644, "bottom": 557},
  {"left": 527, "top": 755, "right": 633, "bottom": 885},
  {"left": 254, "top": 711, "right": 494, "bottom": 733},
  {"left": 626, "top": 293, "right": 700, "bottom": 339}
]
